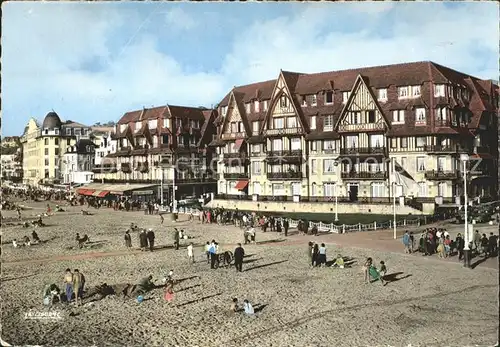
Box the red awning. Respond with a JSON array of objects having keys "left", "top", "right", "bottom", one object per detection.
[
  {"left": 76, "top": 188, "right": 88, "bottom": 195},
  {"left": 235, "top": 180, "right": 249, "bottom": 190},
  {"left": 84, "top": 189, "right": 96, "bottom": 196},
  {"left": 97, "top": 191, "right": 109, "bottom": 198},
  {"left": 234, "top": 139, "right": 244, "bottom": 151}
]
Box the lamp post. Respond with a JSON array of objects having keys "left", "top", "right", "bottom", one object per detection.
[
  {"left": 461, "top": 153, "right": 471, "bottom": 268},
  {"left": 391, "top": 157, "right": 397, "bottom": 240},
  {"left": 333, "top": 160, "right": 339, "bottom": 222}
]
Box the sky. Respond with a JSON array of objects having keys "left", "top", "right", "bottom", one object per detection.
[{"left": 2, "top": 1, "right": 498, "bottom": 136}]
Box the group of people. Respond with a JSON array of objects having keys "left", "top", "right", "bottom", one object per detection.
[
  {"left": 363, "top": 258, "right": 388, "bottom": 285},
  {"left": 402, "top": 228, "right": 499, "bottom": 260},
  {"left": 44, "top": 268, "right": 86, "bottom": 306},
  {"left": 12, "top": 230, "right": 41, "bottom": 248}
]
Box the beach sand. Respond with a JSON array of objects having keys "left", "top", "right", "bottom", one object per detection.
[{"left": 1, "top": 201, "right": 498, "bottom": 346}]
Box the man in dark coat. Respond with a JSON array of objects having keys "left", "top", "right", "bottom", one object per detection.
[
  {"left": 139, "top": 229, "right": 148, "bottom": 251},
  {"left": 174, "top": 228, "right": 180, "bottom": 250},
  {"left": 283, "top": 219, "right": 289, "bottom": 237},
  {"left": 146, "top": 228, "right": 155, "bottom": 252},
  {"left": 234, "top": 243, "right": 245, "bottom": 272}
]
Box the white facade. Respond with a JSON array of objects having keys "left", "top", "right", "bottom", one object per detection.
[
  {"left": 94, "top": 131, "right": 117, "bottom": 166},
  {"left": 61, "top": 141, "right": 96, "bottom": 184},
  {"left": 1, "top": 152, "right": 22, "bottom": 180}
]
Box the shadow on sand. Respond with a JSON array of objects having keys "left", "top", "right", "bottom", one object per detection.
[{"left": 245, "top": 260, "right": 288, "bottom": 272}]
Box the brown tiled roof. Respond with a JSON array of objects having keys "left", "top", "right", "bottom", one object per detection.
[
  {"left": 118, "top": 110, "right": 143, "bottom": 124},
  {"left": 168, "top": 105, "right": 206, "bottom": 121},
  {"left": 216, "top": 61, "right": 496, "bottom": 138}
]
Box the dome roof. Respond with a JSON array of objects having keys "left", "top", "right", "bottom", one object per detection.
[{"left": 42, "top": 111, "right": 62, "bottom": 129}]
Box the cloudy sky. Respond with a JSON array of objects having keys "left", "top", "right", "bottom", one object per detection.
[{"left": 2, "top": 1, "right": 498, "bottom": 136}]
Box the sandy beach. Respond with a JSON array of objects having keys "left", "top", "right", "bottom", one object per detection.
[{"left": 1, "top": 201, "right": 498, "bottom": 347}]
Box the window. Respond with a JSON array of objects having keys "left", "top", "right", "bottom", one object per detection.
[
  {"left": 436, "top": 107, "right": 447, "bottom": 125},
  {"left": 325, "top": 91, "right": 333, "bottom": 104},
  {"left": 301, "top": 97, "right": 307, "bottom": 107},
  {"left": 287, "top": 117, "right": 297, "bottom": 128},
  {"left": 310, "top": 141, "right": 317, "bottom": 151},
  {"left": 324, "top": 159, "right": 336, "bottom": 173},
  {"left": 418, "top": 182, "right": 427, "bottom": 197},
  {"left": 272, "top": 183, "right": 285, "bottom": 196},
  {"left": 55, "top": 148, "right": 59, "bottom": 156},
  {"left": 367, "top": 110, "right": 376, "bottom": 123},
  {"left": 251, "top": 144, "right": 260, "bottom": 153},
  {"left": 311, "top": 159, "right": 317, "bottom": 173},
  {"left": 291, "top": 182, "right": 301, "bottom": 196},
  {"left": 416, "top": 157, "right": 426, "bottom": 172},
  {"left": 148, "top": 119, "right": 158, "bottom": 129},
  {"left": 272, "top": 139, "right": 282, "bottom": 151},
  {"left": 254, "top": 101, "right": 260, "bottom": 112},
  {"left": 323, "top": 140, "right": 335, "bottom": 151},
  {"left": 55, "top": 138, "right": 59, "bottom": 146},
  {"left": 252, "top": 121, "right": 259, "bottom": 133},
  {"left": 221, "top": 106, "right": 227, "bottom": 116},
  {"left": 391, "top": 138, "right": 397, "bottom": 148},
  {"left": 162, "top": 135, "right": 169, "bottom": 144},
  {"left": 44, "top": 159, "right": 49, "bottom": 166},
  {"left": 231, "top": 122, "right": 237, "bottom": 133},
  {"left": 311, "top": 183, "right": 317, "bottom": 196},
  {"left": 349, "top": 111, "right": 361, "bottom": 124},
  {"left": 342, "top": 91, "right": 351, "bottom": 103},
  {"left": 66, "top": 128, "right": 72, "bottom": 136},
  {"left": 346, "top": 135, "right": 358, "bottom": 148},
  {"left": 263, "top": 100, "right": 268, "bottom": 111},
  {"left": 164, "top": 118, "right": 171, "bottom": 128},
  {"left": 369, "top": 134, "right": 384, "bottom": 148},
  {"left": 392, "top": 110, "right": 405, "bottom": 124},
  {"left": 415, "top": 108, "right": 426, "bottom": 124},
  {"left": 54, "top": 129, "right": 59, "bottom": 135},
  {"left": 310, "top": 116, "right": 317, "bottom": 130},
  {"left": 253, "top": 182, "right": 261, "bottom": 195},
  {"left": 251, "top": 162, "right": 261, "bottom": 174},
  {"left": 323, "top": 183, "right": 335, "bottom": 197},
  {"left": 237, "top": 122, "right": 243, "bottom": 133},
  {"left": 311, "top": 94, "right": 317, "bottom": 106},
  {"left": 135, "top": 122, "right": 142, "bottom": 132},
  {"left": 280, "top": 95, "right": 288, "bottom": 108},
  {"left": 324, "top": 115, "right": 334, "bottom": 129},
  {"left": 272, "top": 118, "right": 284, "bottom": 129},
  {"left": 434, "top": 84, "right": 445, "bottom": 97},
  {"left": 44, "top": 138, "right": 49, "bottom": 145},
  {"left": 401, "top": 137, "right": 408, "bottom": 148},
  {"left": 378, "top": 88, "right": 387, "bottom": 101},
  {"left": 412, "top": 85, "right": 421, "bottom": 97},
  {"left": 291, "top": 138, "right": 301, "bottom": 150},
  {"left": 416, "top": 137, "right": 426, "bottom": 148},
  {"left": 438, "top": 182, "right": 446, "bottom": 197},
  {"left": 398, "top": 86, "right": 408, "bottom": 99},
  {"left": 245, "top": 103, "right": 251, "bottom": 113},
  {"left": 371, "top": 183, "right": 386, "bottom": 198},
  {"left": 437, "top": 156, "right": 446, "bottom": 171},
  {"left": 44, "top": 148, "right": 49, "bottom": 155}
]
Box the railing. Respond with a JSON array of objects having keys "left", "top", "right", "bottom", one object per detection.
[
  {"left": 266, "top": 150, "right": 303, "bottom": 158},
  {"left": 221, "top": 133, "right": 246, "bottom": 140},
  {"left": 337, "top": 122, "right": 385, "bottom": 132},
  {"left": 176, "top": 177, "right": 217, "bottom": 184},
  {"left": 223, "top": 172, "right": 249, "bottom": 179},
  {"left": 263, "top": 128, "right": 304, "bottom": 136},
  {"left": 339, "top": 147, "right": 386, "bottom": 155},
  {"left": 267, "top": 172, "right": 303, "bottom": 180},
  {"left": 223, "top": 152, "right": 248, "bottom": 159},
  {"left": 424, "top": 170, "right": 459, "bottom": 180},
  {"left": 177, "top": 205, "right": 432, "bottom": 234},
  {"left": 424, "top": 145, "right": 458, "bottom": 153},
  {"left": 340, "top": 171, "right": 388, "bottom": 180}
]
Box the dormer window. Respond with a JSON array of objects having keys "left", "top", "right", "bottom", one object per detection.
[
  {"left": 325, "top": 91, "right": 333, "bottom": 104},
  {"left": 398, "top": 86, "right": 409, "bottom": 99},
  {"left": 164, "top": 118, "right": 171, "bottom": 128},
  {"left": 415, "top": 108, "right": 426, "bottom": 125},
  {"left": 135, "top": 121, "right": 142, "bottom": 132},
  {"left": 148, "top": 119, "right": 157, "bottom": 129},
  {"left": 221, "top": 106, "right": 227, "bottom": 116},
  {"left": 263, "top": 100, "right": 268, "bottom": 111},
  {"left": 75, "top": 129, "right": 81, "bottom": 136},
  {"left": 66, "top": 128, "right": 72, "bottom": 136},
  {"left": 245, "top": 103, "right": 251, "bottom": 113},
  {"left": 254, "top": 100, "right": 260, "bottom": 112},
  {"left": 434, "top": 84, "right": 446, "bottom": 97},
  {"left": 412, "top": 85, "right": 421, "bottom": 97},
  {"left": 324, "top": 115, "right": 334, "bottom": 130},
  {"left": 280, "top": 95, "right": 288, "bottom": 108},
  {"left": 342, "top": 92, "right": 351, "bottom": 103},
  {"left": 120, "top": 124, "right": 127, "bottom": 132},
  {"left": 378, "top": 89, "right": 387, "bottom": 102},
  {"left": 311, "top": 94, "right": 317, "bottom": 106},
  {"left": 301, "top": 97, "right": 307, "bottom": 107}
]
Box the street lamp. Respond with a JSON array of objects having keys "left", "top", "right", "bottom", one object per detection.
[
  {"left": 460, "top": 153, "right": 471, "bottom": 268},
  {"left": 333, "top": 160, "right": 339, "bottom": 222}
]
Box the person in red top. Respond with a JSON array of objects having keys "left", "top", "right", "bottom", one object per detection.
[{"left": 444, "top": 235, "right": 452, "bottom": 257}]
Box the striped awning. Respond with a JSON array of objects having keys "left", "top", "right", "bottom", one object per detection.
[
  {"left": 76, "top": 189, "right": 96, "bottom": 196},
  {"left": 92, "top": 190, "right": 110, "bottom": 198}
]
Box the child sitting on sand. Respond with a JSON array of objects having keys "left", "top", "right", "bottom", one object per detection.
[
  {"left": 363, "top": 258, "right": 386, "bottom": 285},
  {"left": 379, "top": 261, "right": 387, "bottom": 278},
  {"left": 230, "top": 298, "right": 239, "bottom": 313},
  {"left": 332, "top": 254, "right": 345, "bottom": 268}
]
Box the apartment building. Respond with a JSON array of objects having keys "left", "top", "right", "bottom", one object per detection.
[
  {"left": 91, "top": 126, "right": 117, "bottom": 166},
  {"left": 210, "top": 61, "right": 498, "bottom": 213},
  {"left": 92, "top": 105, "right": 217, "bottom": 200},
  {"left": 1, "top": 136, "right": 23, "bottom": 182},
  {"left": 20, "top": 112, "right": 92, "bottom": 186},
  {"left": 61, "top": 139, "right": 96, "bottom": 185}
]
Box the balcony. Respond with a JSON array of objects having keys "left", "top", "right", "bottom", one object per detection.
[
  {"left": 223, "top": 172, "right": 249, "bottom": 179},
  {"left": 92, "top": 165, "right": 117, "bottom": 173},
  {"left": 341, "top": 171, "right": 388, "bottom": 180},
  {"left": 337, "top": 122, "right": 385, "bottom": 133},
  {"left": 339, "top": 147, "right": 386, "bottom": 156},
  {"left": 223, "top": 152, "right": 248, "bottom": 160},
  {"left": 266, "top": 150, "right": 303, "bottom": 164},
  {"left": 263, "top": 128, "right": 304, "bottom": 137},
  {"left": 221, "top": 132, "right": 246, "bottom": 140},
  {"left": 424, "top": 170, "right": 459, "bottom": 180},
  {"left": 424, "top": 145, "right": 458, "bottom": 153},
  {"left": 267, "top": 171, "right": 303, "bottom": 180}
]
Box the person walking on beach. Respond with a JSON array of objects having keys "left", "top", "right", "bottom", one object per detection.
[
  {"left": 63, "top": 268, "right": 73, "bottom": 303},
  {"left": 139, "top": 230, "right": 148, "bottom": 252},
  {"left": 187, "top": 243, "right": 194, "bottom": 263},
  {"left": 124, "top": 230, "right": 132, "bottom": 249},
  {"left": 174, "top": 229, "right": 180, "bottom": 250},
  {"left": 160, "top": 213, "right": 164, "bottom": 224},
  {"left": 473, "top": 230, "right": 481, "bottom": 254},
  {"left": 318, "top": 243, "right": 327, "bottom": 267},
  {"left": 204, "top": 241, "right": 210, "bottom": 264},
  {"left": 402, "top": 230, "right": 411, "bottom": 253},
  {"left": 283, "top": 218, "right": 289, "bottom": 237},
  {"left": 72, "top": 269, "right": 83, "bottom": 306},
  {"left": 234, "top": 243, "right": 245, "bottom": 272},
  {"left": 312, "top": 243, "right": 319, "bottom": 267},
  {"left": 307, "top": 242, "right": 314, "bottom": 266},
  {"left": 146, "top": 228, "right": 155, "bottom": 252}
]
